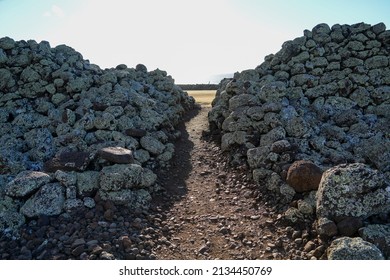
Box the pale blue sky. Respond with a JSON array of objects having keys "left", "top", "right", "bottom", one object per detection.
[{"left": 1, "top": 0, "right": 389, "bottom": 83}]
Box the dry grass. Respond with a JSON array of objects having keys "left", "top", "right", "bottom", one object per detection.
[{"left": 186, "top": 90, "right": 216, "bottom": 107}]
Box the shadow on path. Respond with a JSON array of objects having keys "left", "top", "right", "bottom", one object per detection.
[{"left": 152, "top": 106, "right": 201, "bottom": 207}]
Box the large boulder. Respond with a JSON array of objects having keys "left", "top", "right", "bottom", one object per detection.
[
  {"left": 327, "top": 237, "right": 384, "bottom": 260},
  {"left": 316, "top": 163, "right": 390, "bottom": 220}
]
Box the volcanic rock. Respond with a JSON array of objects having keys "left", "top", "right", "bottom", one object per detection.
[{"left": 327, "top": 237, "right": 384, "bottom": 260}]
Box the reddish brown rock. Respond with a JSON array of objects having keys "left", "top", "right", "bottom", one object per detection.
[
  {"left": 98, "top": 147, "right": 134, "bottom": 164},
  {"left": 286, "top": 160, "right": 323, "bottom": 193},
  {"left": 43, "top": 151, "right": 92, "bottom": 172}
]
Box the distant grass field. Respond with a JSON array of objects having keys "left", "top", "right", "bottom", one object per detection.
[{"left": 186, "top": 90, "right": 217, "bottom": 107}]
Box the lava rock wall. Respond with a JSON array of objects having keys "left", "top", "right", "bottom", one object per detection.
[
  {"left": 209, "top": 22, "right": 390, "bottom": 200},
  {"left": 0, "top": 37, "right": 195, "bottom": 237}
]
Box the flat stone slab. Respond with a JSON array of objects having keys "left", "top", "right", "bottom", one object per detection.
[{"left": 98, "top": 147, "right": 134, "bottom": 164}]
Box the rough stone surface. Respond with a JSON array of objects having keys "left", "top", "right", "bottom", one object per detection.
[
  {"left": 0, "top": 210, "right": 25, "bottom": 239},
  {"left": 20, "top": 183, "right": 65, "bottom": 218},
  {"left": 99, "top": 164, "right": 157, "bottom": 192},
  {"left": 5, "top": 171, "right": 51, "bottom": 198},
  {"left": 140, "top": 136, "right": 165, "bottom": 155},
  {"left": 99, "top": 188, "right": 152, "bottom": 209},
  {"left": 336, "top": 217, "right": 363, "bottom": 237},
  {"left": 43, "top": 152, "right": 93, "bottom": 172},
  {"left": 327, "top": 237, "right": 384, "bottom": 260},
  {"left": 316, "top": 163, "right": 390, "bottom": 220},
  {"left": 286, "top": 160, "right": 323, "bottom": 193},
  {"left": 76, "top": 171, "right": 99, "bottom": 196}
]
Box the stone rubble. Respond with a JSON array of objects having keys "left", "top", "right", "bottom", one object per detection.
[
  {"left": 208, "top": 22, "right": 390, "bottom": 259},
  {"left": 0, "top": 37, "right": 195, "bottom": 237}
]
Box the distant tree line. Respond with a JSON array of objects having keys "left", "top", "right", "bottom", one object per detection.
[{"left": 178, "top": 84, "right": 219, "bottom": 90}]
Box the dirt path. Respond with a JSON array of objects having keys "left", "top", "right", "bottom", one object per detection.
[
  {"left": 153, "top": 107, "right": 309, "bottom": 260},
  {"left": 0, "top": 106, "right": 317, "bottom": 260}
]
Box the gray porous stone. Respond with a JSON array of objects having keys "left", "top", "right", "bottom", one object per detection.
[
  {"left": 327, "top": 237, "right": 384, "bottom": 260},
  {"left": 359, "top": 224, "right": 390, "bottom": 259},
  {"left": 0, "top": 37, "right": 15, "bottom": 49},
  {"left": 98, "top": 188, "right": 152, "bottom": 209},
  {"left": 6, "top": 171, "right": 51, "bottom": 198},
  {"left": 316, "top": 163, "right": 390, "bottom": 220},
  {"left": 0, "top": 210, "right": 25, "bottom": 238},
  {"left": 20, "top": 183, "right": 65, "bottom": 218},
  {"left": 54, "top": 170, "right": 77, "bottom": 187},
  {"left": 76, "top": 171, "right": 99, "bottom": 196},
  {"left": 83, "top": 197, "right": 96, "bottom": 208},
  {"left": 43, "top": 151, "right": 93, "bottom": 172},
  {"left": 140, "top": 135, "right": 165, "bottom": 156},
  {"left": 99, "top": 164, "right": 157, "bottom": 192},
  {"left": 63, "top": 198, "right": 83, "bottom": 211}
]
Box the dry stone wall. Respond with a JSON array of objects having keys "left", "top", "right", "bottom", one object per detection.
[
  {"left": 209, "top": 22, "right": 390, "bottom": 258},
  {"left": 0, "top": 37, "right": 195, "bottom": 237},
  {"left": 209, "top": 22, "right": 389, "bottom": 197}
]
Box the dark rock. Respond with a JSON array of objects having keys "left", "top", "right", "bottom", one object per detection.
[
  {"left": 135, "top": 64, "right": 147, "bottom": 73},
  {"left": 336, "top": 216, "right": 363, "bottom": 237},
  {"left": 286, "top": 160, "right": 323, "bottom": 193},
  {"left": 125, "top": 128, "right": 147, "bottom": 138},
  {"left": 71, "top": 245, "right": 85, "bottom": 257},
  {"left": 72, "top": 238, "right": 86, "bottom": 248}
]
